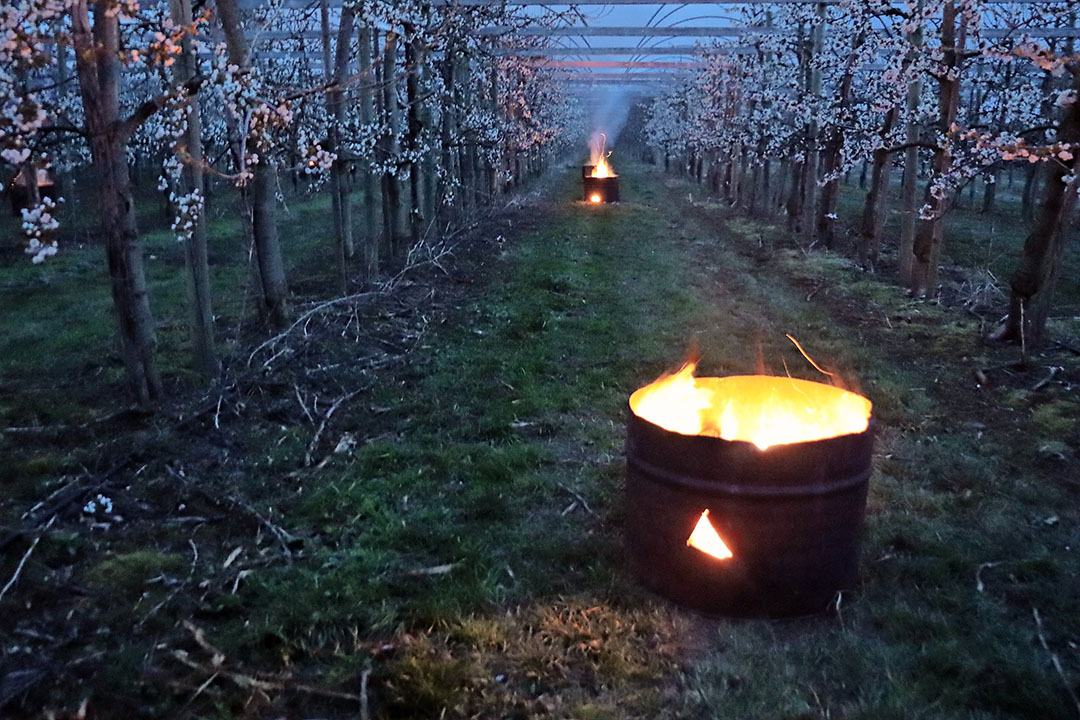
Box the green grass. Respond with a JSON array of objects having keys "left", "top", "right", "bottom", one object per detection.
[
  {"left": 833, "top": 174, "right": 1080, "bottom": 311},
  {"left": 1, "top": 164, "right": 1078, "bottom": 718}
]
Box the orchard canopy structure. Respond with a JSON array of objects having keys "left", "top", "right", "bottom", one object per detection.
[{"left": 1, "top": 0, "right": 1077, "bottom": 403}]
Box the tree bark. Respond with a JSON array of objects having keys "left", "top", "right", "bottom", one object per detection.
[
  {"left": 816, "top": 28, "right": 864, "bottom": 249},
  {"left": 357, "top": 24, "right": 380, "bottom": 278},
  {"left": 911, "top": 2, "right": 963, "bottom": 296},
  {"left": 404, "top": 25, "right": 424, "bottom": 247},
  {"left": 216, "top": 0, "right": 288, "bottom": 327},
  {"left": 857, "top": 106, "right": 898, "bottom": 266},
  {"left": 439, "top": 53, "right": 459, "bottom": 222},
  {"left": 72, "top": 0, "right": 162, "bottom": 405},
  {"left": 801, "top": 5, "right": 826, "bottom": 246},
  {"left": 380, "top": 30, "right": 407, "bottom": 262},
  {"left": 993, "top": 65, "right": 1080, "bottom": 346},
  {"left": 898, "top": 17, "right": 925, "bottom": 285},
  {"left": 322, "top": 0, "right": 356, "bottom": 294},
  {"left": 171, "top": 0, "right": 218, "bottom": 377}
]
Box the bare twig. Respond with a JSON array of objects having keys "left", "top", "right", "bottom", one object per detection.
[
  {"left": 304, "top": 389, "right": 362, "bottom": 466},
  {"left": 174, "top": 622, "right": 364, "bottom": 703},
  {"left": 0, "top": 516, "right": 55, "bottom": 605},
  {"left": 1032, "top": 366, "right": 1061, "bottom": 391},
  {"left": 1032, "top": 607, "right": 1080, "bottom": 718},
  {"left": 556, "top": 483, "right": 597, "bottom": 518},
  {"left": 360, "top": 668, "right": 371, "bottom": 720},
  {"left": 975, "top": 561, "right": 1002, "bottom": 593}
]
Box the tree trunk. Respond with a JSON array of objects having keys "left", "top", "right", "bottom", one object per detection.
[
  {"left": 171, "top": 0, "right": 218, "bottom": 377},
  {"left": 801, "top": 5, "right": 826, "bottom": 246},
  {"left": 52, "top": 45, "right": 75, "bottom": 203},
  {"left": 404, "top": 25, "right": 424, "bottom": 247},
  {"left": 439, "top": 54, "right": 459, "bottom": 222},
  {"left": 857, "top": 106, "right": 898, "bottom": 266},
  {"left": 358, "top": 25, "right": 380, "bottom": 278},
  {"left": 322, "top": 0, "right": 356, "bottom": 294},
  {"left": 1020, "top": 162, "right": 1039, "bottom": 220},
  {"left": 993, "top": 66, "right": 1080, "bottom": 346},
  {"left": 898, "top": 20, "right": 925, "bottom": 285},
  {"left": 72, "top": 0, "right": 162, "bottom": 405},
  {"left": 381, "top": 30, "right": 407, "bottom": 261},
  {"left": 911, "top": 2, "right": 963, "bottom": 296},
  {"left": 981, "top": 172, "right": 997, "bottom": 214},
  {"left": 459, "top": 57, "right": 478, "bottom": 216},
  {"left": 216, "top": 0, "right": 288, "bottom": 327},
  {"left": 816, "top": 27, "right": 863, "bottom": 249}
]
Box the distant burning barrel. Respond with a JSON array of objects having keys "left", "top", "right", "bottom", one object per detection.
[
  {"left": 8, "top": 168, "right": 57, "bottom": 216},
  {"left": 582, "top": 166, "right": 619, "bottom": 204},
  {"left": 625, "top": 367, "right": 874, "bottom": 617}
]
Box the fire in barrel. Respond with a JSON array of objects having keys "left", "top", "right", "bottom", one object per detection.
[
  {"left": 8, "top": 168, "right": 56, "bottom": 217},
  {"left": 583, "top": 133, "right": 619, "bottom": 203},
  {"left": 625, "top": 359, "right": 874, "bottom": 616}
]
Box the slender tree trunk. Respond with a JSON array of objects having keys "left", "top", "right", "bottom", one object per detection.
[
  {"left": 1021, "top": 162, "right": 1039, "bottom": 220},
  {"left": 993, "top": 65, "right": 1080, "bottom": 346},
  {"left": 404, "top": 25, "right": 424, "bottom": 247},
  {"left": 801, "top": 4, "right": 826, "bottom": 246},
  {"left": 322, "top": 0, "right": 356, "bottom": 293},
  {"left": 217, "top": 0, "right": 288, "bottom": 327},
  {"left": 72, "top": 0, "right": 162, "bottom": 404},
  {"left": 358, "top": 25, "right": 379, "bottom": 278},
  {"left": 460, "top": 57, "right": 479, "bottom": 216},
  {"left": 898, "top": 17, "right": 925, "bottom": 285},
  {"left": 170, "top": 0, "right": 218, "bottom": 377},
  {"left": 52, "top": 44, "right": 74, "bottom": 203},
  {"left": 381, "top": 30, "right": 407, "bottom": 262},
  {"left": 439, "top": 54, "right": 459, "bottom": 222},
  {"left": 816, "top": 28, "right": 863, "bottom": 249},
  {"left": 786, "top": 157, "right": 804, "bottom": 229},
  {"left": 487, "top": 48, "right": 500, "bottom": 203},
  {"left": 911, "top": 2, "right": 963, "bottom": 296},
  {"left": 774, "top": 159, "right": 790, "bottom": 219},
  {"left": 857, "top": 106, "right": 898, "bottom": 266},
  {"left": 981, "top": 172, "right": 997, "bottom": 214}
]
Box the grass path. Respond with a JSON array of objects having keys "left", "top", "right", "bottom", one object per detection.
[
  {"left": 4, "top": 163, "right": 1078, "bottom": 718},
  {"left": 254, "top": 163, "right": 1077, "bottom": 718}
]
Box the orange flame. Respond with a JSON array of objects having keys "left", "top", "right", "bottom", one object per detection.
[
  {"left": 629, "top": 362, "right": 871, "bottom": 450},
  {"left": 589, "top": 193, "right": 602, "bottom": 203},
  {"left": 589, "top": 132, "right": 615, "bottom": 178},
  {"left": 686, "top": 510, "right": 733, "bottom": 560}
]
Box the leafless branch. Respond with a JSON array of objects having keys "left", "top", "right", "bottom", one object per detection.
[
  {"left": 0, "top": 516, "right": 56, "bottom": 605},
  {"left": 1032, "top": 607, "right": 1080, "bottom": 719}
]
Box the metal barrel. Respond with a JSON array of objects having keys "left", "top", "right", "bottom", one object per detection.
[
  {"left": 582, "top": 173, "right": 620, "bottom": 203},
  {"left": 625, "top": 409, "right": 874, "bottom": 617}
]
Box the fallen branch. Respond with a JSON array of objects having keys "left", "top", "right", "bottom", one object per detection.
[
  {"left": 556, "top": 483, "right": 598, "bottom": 518},
  {"left": 975, "top": 561, "right": 1002, "bottom": 593},
  {"left": 0, "top": 516, "right": 55, "bottom": 605},
  {"left": 304, "top": 389, "right": 362, "bottom": 466},
  {"left": 247, "top": 219, "right": 469, "bottom": 370},
  {"left": 1032, "top": 607, "right": 1080, "bottom": 719},
  {"left": 1057, "top": 341, "right": 1080, "bottom": 357},
  {"left": 166, "top": 466, "right": 299, "bottom": 559},
  {"left": 174, "top": 622, "right": 364, "bottom": 704},
  {"left": 1032, "top": 366, "right": 1061, "bottom": 391}
]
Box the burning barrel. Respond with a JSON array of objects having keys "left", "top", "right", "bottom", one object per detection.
[
  {"left": 583, "top": 165, "right": 619, "bottom": 203},
  {"left": 625, "top": 367, "right": 874, "bottom": 617},
  {"left": 8, "top": 168, "right": 57, "bottom": 216}
]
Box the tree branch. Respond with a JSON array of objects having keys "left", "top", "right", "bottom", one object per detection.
[
  {"left": 883, "top": 140, "right": 940, "bottom": 154},
  {"left": 116, "top": 74, "right": 203, "bottom": 142}
]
